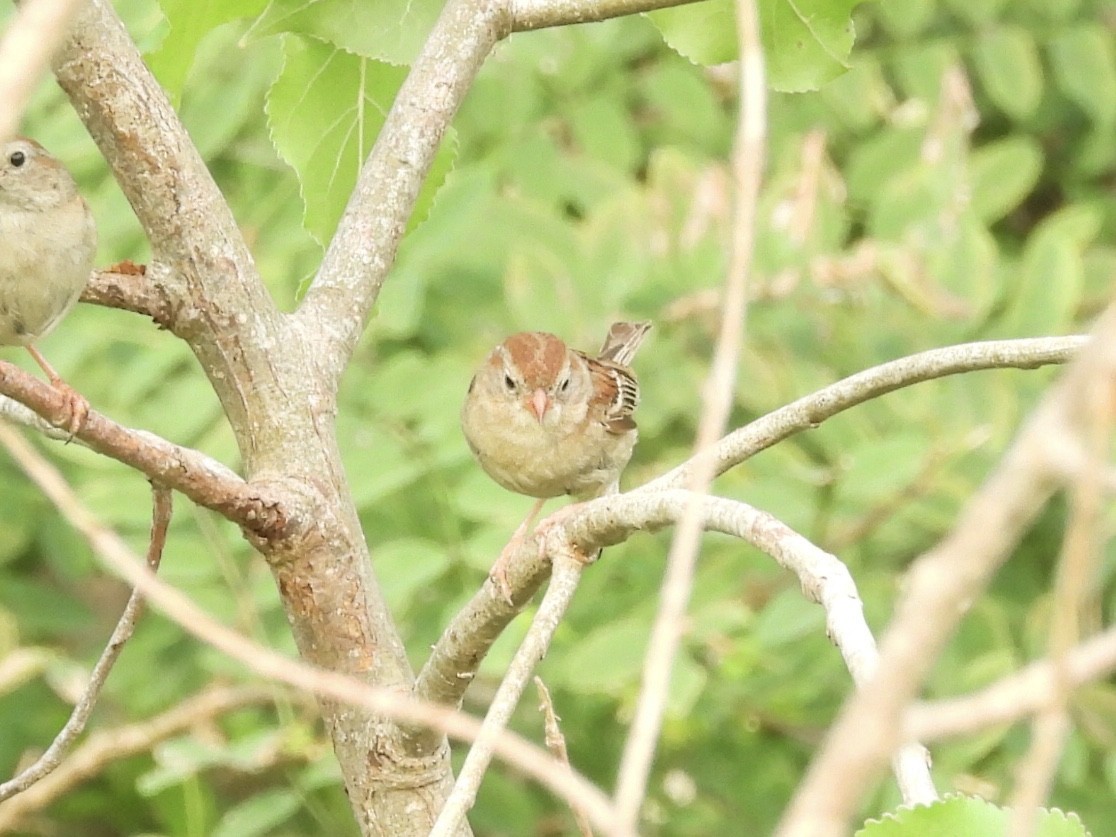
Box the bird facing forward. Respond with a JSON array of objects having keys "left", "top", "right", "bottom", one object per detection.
[{"left": 461, "top": 321, "right": 651, "bottom": 601}]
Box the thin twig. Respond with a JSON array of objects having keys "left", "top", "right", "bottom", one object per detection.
[
  {"left": 0, "top": 483, "right": 171, "bottom": 802},
  {"left": 510, "top": 0, "right": 706, "bottom": 30},
  {"left": 649, "top": 336, "right": 1086, "bottom": 491},
  {"left": 0, "top": 424, "right": 622, "bottom": 834},
  {"left": 0, "top": 0, "right": 88, "bottom": 142},
  {"left": 613, "top": 0, "right": 765, "bottom": 826},
  {"left": 535, "top": 677, "right": 593, "bottom": 837},
  {"left": 431, "top": 554, "right": 599, "bottom": 836},
  {"left": 0, "top": 684, "right": 299, "bottom": 831},
  {"left": 1008, "top": 346, "right": 1109, "bottom": 836},
  {"left": 907, "top": 625, "right": 1116, "bottom": 740}
]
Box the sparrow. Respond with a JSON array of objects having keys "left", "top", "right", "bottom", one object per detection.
[
  {"left": 0, "top": 137, "right": 97, "bottom": 434},
  {"left": 461, "top": 321, "right": 651, "bottom": 602}
]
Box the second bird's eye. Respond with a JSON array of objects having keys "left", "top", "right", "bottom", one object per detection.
[
  {"left": 503, "top": 374, "right": 516, "bottom": 391},
  {"left": 9, "top": 151, "right": 25, "bottom": 168}
]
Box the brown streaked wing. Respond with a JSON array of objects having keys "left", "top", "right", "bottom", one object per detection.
[{"left": 583, "top": 353, "right": 641, "bottom": 434}]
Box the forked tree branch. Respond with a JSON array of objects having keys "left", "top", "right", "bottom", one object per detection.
[
  {"left": 416, "top": 336, "right": 1084, "bottom": 709},
  {"left": 0, "top": 364, "right": 289, "bottom": 537},
  {"left": 0, "top": 425, "right": 625, "bottom": 835},
  {"left": 775, "top": 305, "right": 1116, "bottom": 836}
]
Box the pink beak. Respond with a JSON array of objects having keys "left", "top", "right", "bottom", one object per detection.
[{"left": 529, "top": 388, "right": 550, "bottom": 422}]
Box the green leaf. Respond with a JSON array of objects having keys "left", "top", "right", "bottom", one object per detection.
[
  {"left": 247, "top": 0, "right": 441, "bottom": 65},
  {"left": 1049, "top": 24, "right": 1116, "bottom": 127},
  {"left": 972, "top": 26, "right": 1043, "bottom": 121},
  {"left": 759, "top": 0, "right": 861, "bottom": 92},
  {"left": 266, "top": 36, "right": 456, "bottom": 244},
  {"left": 649, "top": 0, "right": 865, "bottom": 91},
  {"left": 150, "top": 0, "right": 270, "bottom": 96},
  {"left": 998, "top": 206, "right": 1097, "bottom": 337},
  {"left": 857, "top": 795, "right": 1092, "bottom": 837},
  {"left": 559, "top": 618, "right": 648, "bottom": 693},
  {"left": 968, "top": 137, "right": 1043, "bottom": 224},
  {"left": 941, "top": 0, "right": 1009, "bottom": 25},
  {"left": 374, "top": 539, "right": 451, "bottom": 610},
  {"left": 211, "top": 790, "right": 301, "bottom": 837},
  {"left": 875, "top": 0, "right": 935, "bottom": 38}
]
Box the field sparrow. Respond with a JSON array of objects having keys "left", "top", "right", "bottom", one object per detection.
[
  {"left": 0, "top": 137, "right": 97, "bottom": 433},
  {"left": 462, "top": 321, "right": 651, "bottom": 601}
]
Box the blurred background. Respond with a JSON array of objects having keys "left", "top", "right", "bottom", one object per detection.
[{"left": 1, "top": 0, "right": 1114, "bottom": 834}]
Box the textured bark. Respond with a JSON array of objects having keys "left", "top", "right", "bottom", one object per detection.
[{"left": 8, "top": 0, "right": 740, "bottom": 832}]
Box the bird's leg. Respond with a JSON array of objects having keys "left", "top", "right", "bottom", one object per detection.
[
  {"left": 534, "top": 482, "right": 619, "bottom": 565},
  {"left": 533, "top": 501, "right": 598, "bottom": 564},
  {"left": 26, "top": 345, "right": 89, "bottom": 437},
  {"left": 490, "top": 497, "right": 547, "bottom": 605}
]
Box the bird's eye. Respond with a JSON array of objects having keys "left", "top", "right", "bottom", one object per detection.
[
  {"left": 503, "top": 374, "right": 516, "bottom": 391},
  {"left": 9, "top": 151, "right": 25, "bottom": 168},
  {"left": 557, "top": 376, "right": 571, "bottom": 394}
]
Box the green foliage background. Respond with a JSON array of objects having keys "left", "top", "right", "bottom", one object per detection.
[{"left": 2, "top": 0, "right": 1116, "bottom": 834}]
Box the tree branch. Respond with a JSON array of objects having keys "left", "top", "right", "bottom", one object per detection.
[
  {"left": 0, "top": 425, "right": 623, "bottom": 835},
  {"left": 50, "top": 0, "right": 301, "bottom": 463},
  {"left": 431, "top": 554, "right": 592, "bottom": 836},
  {"left": 648, "top": 336, "right": 1086, "bottom": 491},
  {"left": 0, "top": 365, "right": 289, "bottom": 538},
  {"left": 614, "top": 0, "right": 765, "bottom": 823},
  {"left": 82, "top": 265, "right": 179, "bottom": 334},
  {"left": 0, "top": 685, "right": 300, "bottom": 831},
  {"left": 907, "top": 625, "right": 1116, "bottom": 741},
  {"left": 0, "top": 0, "right": 87, "bottom": 141},
  {"left": 775, "top": 307, "right": 1116, "bottom": 836},
  {"left": 417, "top": 337, "right": 1083, "bottom": 708},
  {"left": 296, "top": 0, "right": 510, "bottom": 384},
  {"left": 509, "top": 0, "right": 707, "bottom": 30},
  {"left": 0, "top": 485, "right": 170, "bottom": 802}
]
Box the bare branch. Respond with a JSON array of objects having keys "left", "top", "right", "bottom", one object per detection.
[
  {"left": 648, "top": 336, "right": 1086, "bottom": 491},
  {"left": 1009, "top": 357, "right": 1109, "bottom": 835},
  {"left": 614, "top": 0, "right": 765, "bottom": 824},
  {"left": 0, "top": 685, "right": 299, "bottom": 831},
  {"left": 51, "top": 1, "right": 260, "bottom": 308},
  {"left": 0, "top": 0, "right": 87, "bottom": 141},
  {"left": 50, "top": 1, "right": 298, "bottom": 456},
  {"left": 907, "top": 625, "right": 1116, "bottom": 741},
  {"left": 510, "top": 0, "right": 707, "bottom": 30},
  {"left": 0, "top": 365, "right": 289, "bottom": 538},
  {"left": 0, "top": 425, "right": 622, "bottom": 834},
  {"left": 775, "top": 306, "right": 1116, "bottom": 836},
  {"left": 0, "top": 485, "right": 171, "bottom": 802},
  {"left": 535, "top": 677, "right": 594, "bottom": 837},
  {"left": 418, "top": 338, "right": 1083, "bottom": 709},
  {"left": 298, "top": 0, "right": 720, "bottom": 386},
  {"left": 296, "top": 0, "right": 510, "bottom": 383},
  {"left": 82, "top": 265, "right": 179, "bottom": 334},
  {"left": 432, "top": 554, "right": 593, "bottom": 836}
]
